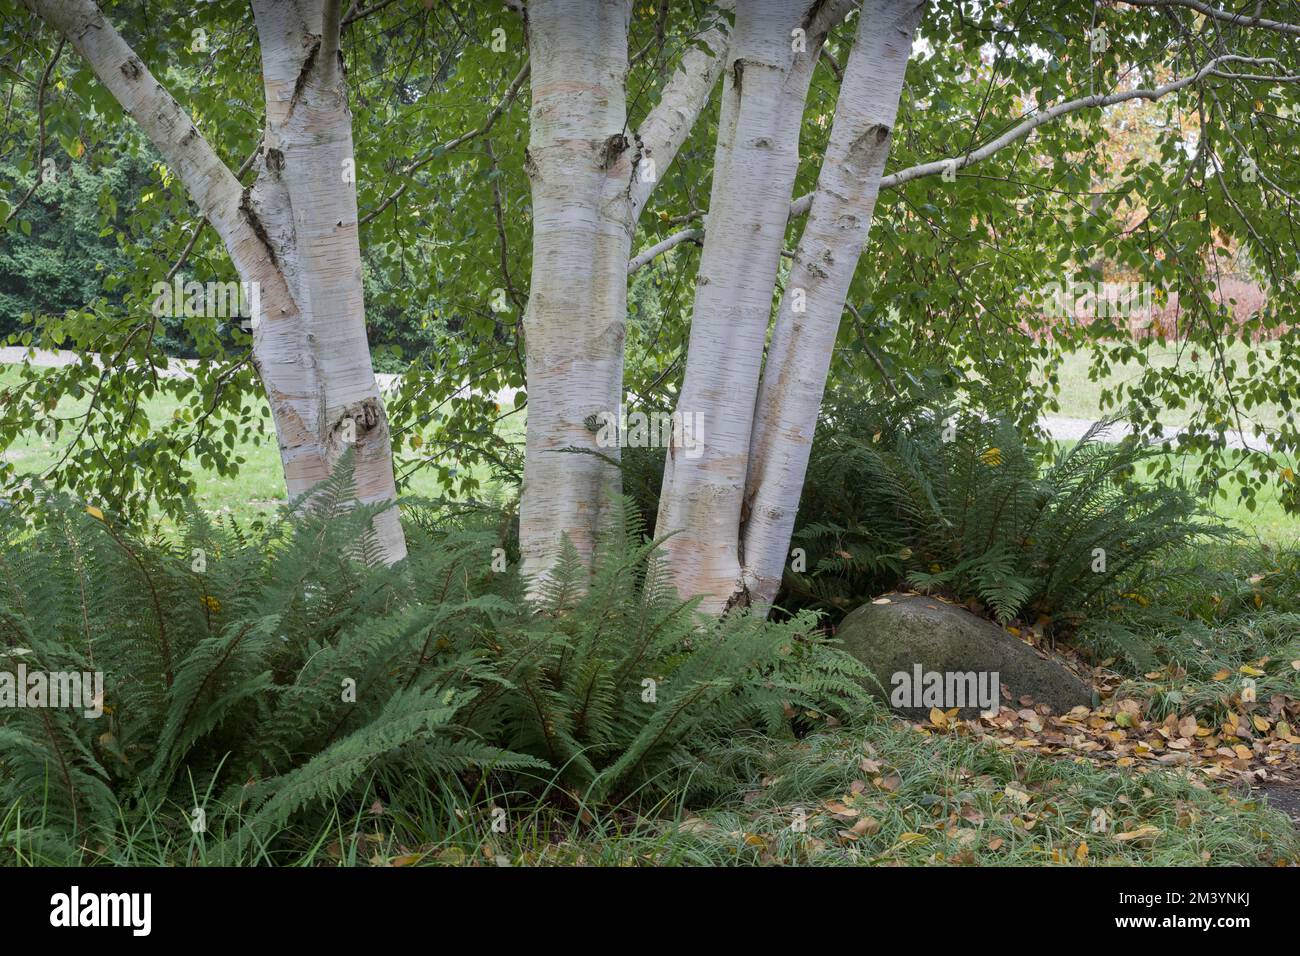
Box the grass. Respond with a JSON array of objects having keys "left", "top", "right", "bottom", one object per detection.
[
  {"left": 7, "top": 713, "right": 1294, "bottom": 866},
  {"left": 0, "top": 365, "right": 523, "bottom": 526},
  {"left": 2, "top": 348, "right": 1297, "bottom": 868},
  {"left": 1025, "top": 340, "right": 1299, "bottom": 545},
  {"left": 1132, "top": 449, "right": 1297, "bottom": 547},
  {"left": 1040, "top": 339, "right": 1291, "bottom": 430}
]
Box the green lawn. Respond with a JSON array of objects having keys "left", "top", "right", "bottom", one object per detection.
[
  {"left": 1034, "top": 340, "right": 1296, "bottom": 546},
  {"left": 3, "top": 350, "right": 1296, "bottom": 544},
  {"left": 1040, "top": 339, "right": 1289, "bottom": 430},
  {"left": 1131, "top": 450, "right": 1298, "bottom": 548},
  {"left": 0, "top": 364, "right": 522, "bottom": 526}
]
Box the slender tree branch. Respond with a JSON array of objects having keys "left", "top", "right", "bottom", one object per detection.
[
  {"left": 4, "top": 37, "right": 64, "bottom": 225},
  {"left": 846, "top": 302, "right": 900, "bottom": 398},
  {"left": 22, "top": 0, "right": 256, "bottom": 263},
  {"left": 360, "top": 58, "right": 530, "bottom": 225},
  {"left": 1119, "top": 0, "right": 1300, "bottom": 37},
  {"left": 872, "top": 55, "right": 1294, "bottom": 192},
  {"left": 805, "top": 0, "right": 865, "bottom": 37},
  {"left": 629, "top": 1, "right": 734, "bottom": 224},
  {"left": 483, "top": 138, "right": 525, "bottom": 317},
  {"left": 342, "top": 0, "right": 397, "bottom": 27},
  {"left": 164, "top": 138, "right": 263, "bottom": 283},
  {"left": 629, "top": 0, "right": 671, "bottom": 67},
  {"left": 630, "top": 54, "right": 1300, "bottom": 272},
  {"left": 819, "top": 45, "right": 844, "bottom": 81},
  {"left": 628, "top": 229, "right": 702, "bottom": 273}
]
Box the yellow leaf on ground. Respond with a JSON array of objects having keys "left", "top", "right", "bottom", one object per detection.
[
  {"left": 851, "top": 816, "right": 881, "bottom": 836},
  {"left": 1114, "top": 826, "right": 1161, "bottom": 842},
  {"left": 436, "top": 847, "right": 467, "bottom": 865},
  {"left": 1004, "top": 783, "right": 1032, "bottom": 807}
]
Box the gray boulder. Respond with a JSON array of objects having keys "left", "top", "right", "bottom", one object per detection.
[{"left": 836, "top": 592, "right": 1093, "bottom": 719}]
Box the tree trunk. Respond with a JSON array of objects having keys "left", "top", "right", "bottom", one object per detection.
[
  {"left": 248, "top": 0, "right": 406, "bottom": 562},
  {"left": 27, "top": 0, "right": 406, "bottom": 562},
  {"left": 653, "top": 0, "right": 829, "bottom": 615},
  {"left": 518, "top": 0, "right": 731, "bottom": 594},
  {"left": 741, "top": 0, "right": 925, "bottom": 611},
  {"left": 518, "top": 0, "right": 634, "bottom": 592}
]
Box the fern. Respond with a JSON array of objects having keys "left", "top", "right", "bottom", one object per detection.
[
  {"left": 788, "top": 392, "right": 1229, "bottom": 630},
  {"left": 0, "top": 463, "right": 869, "bottom": 857}
]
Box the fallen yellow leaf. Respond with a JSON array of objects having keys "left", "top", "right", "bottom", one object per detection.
[
  {"left": 435, "top": 847, "right": 467, "bottom": 865},
  {"left": 1114, "top": 826, "right": 1161, "bottom": 842}
]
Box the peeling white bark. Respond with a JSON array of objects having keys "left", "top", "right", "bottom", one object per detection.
[
  {"left": 741, "top": 0, "right": 925, "bottom": 611},
  {"left": 27, "top": 0, "right": 406, "bottom": 562},
  {"left": 249, "top": 0, "right": 406, "bottom": 561},
  {"left": 629, "top": 1, "right": 734, "bottom": 225},
  {"left": 519, "top": 0, "right": 731, "bottom": 593},
  {"left": 518, "top": 0, "right": 634, "bottom": 592},
  {"left": 653, "top": 0, "right": 831, "bottom": 615}
]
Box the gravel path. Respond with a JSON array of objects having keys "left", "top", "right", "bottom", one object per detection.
[{"left": 1040, "top": 414, "right": 1269, "bottom": 452}]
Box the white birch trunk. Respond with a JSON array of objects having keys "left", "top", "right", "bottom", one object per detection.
[
  {"left": 519, "top": 0, "right": 731, "bottom": 593},
  {"left": 518, "top": 0, "right": 633, "bottom": 592},
  {"left": 27, "top": 0, "right": 406, "bottom": 562},
  {"left": 741, "top": 0, "right": 924, "bottom": 610},
  {"left": 248, "top": 0, "right": 406, "bottom": 561},
  {"left": 653, "top": 0, "right": 828, "bottom": 615}
]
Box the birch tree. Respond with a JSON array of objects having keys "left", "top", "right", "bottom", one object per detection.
[
  {"left": 516, "top": 0, "right": 1300, "bottom": 615},
  {"left": 518, "top": 0, "right": 732, "bottom": 588},
  {"left": 19, "top": 0, "right": 406, "bottom": 561},
  {"left": 740, "top": 0, "right": 925, "bottom": 612},
  {"left": 4, "top": 0, "right": 1298, "bottom": 616},
  {"left": 509, "top": 0, "right": 915, "bottom": 612}
]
